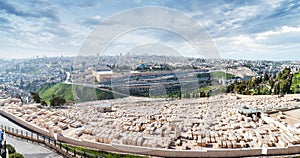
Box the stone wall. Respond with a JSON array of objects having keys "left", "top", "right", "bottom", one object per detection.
[
  {"left": 56, "top": 134, "right": 116, "bottom": 152},
  {"left": 267, "top": 145, "right": 300, "bottom": 155},
  {"left": 0, "top": 110, "right": 51, "bottom": 137}
]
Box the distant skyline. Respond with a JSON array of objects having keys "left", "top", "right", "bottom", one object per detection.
[{"left": 0, "top": 0, "right": 300, "bottom": 60}]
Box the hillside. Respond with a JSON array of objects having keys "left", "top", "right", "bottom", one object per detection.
[
  {"left": 38, "top": 83, "right": 115, "bottom": 103},
  {"left": 211, "top": 71, "right": 235, "bottom": 79}
]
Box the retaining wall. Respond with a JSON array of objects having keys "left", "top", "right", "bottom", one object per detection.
[
  {"left": 267, "top": 145, "right": 300, "bottom": 155},
  {"left": 0, "top": 110, "right": 51, "bottom": 137}
]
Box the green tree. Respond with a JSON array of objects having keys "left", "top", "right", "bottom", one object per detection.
[
  {"left": 30, "top": 92, "right": 41, "bottom": 103},
  {"left": 269, "top": 79, "right": 275, "bottom": 89},
  {"left": 41, "top": 100, "right": 48, "bottom": 106},
  {"left": 280, "top": 80, "right": 290, "bottom": 94},
  {"left": 50, "top": 95, "right": 66, "bottom": 107},
  {"left": 6, "top": 144, "right": 16, "bottom": 154},
  {"left": 295, "top": 85, "right": 300, "bottom": 93},
  {"left": 9, "top": 153, "right": 24, "bottom": 158},
  {"left": 264, "top": 72, "right": 269, "bottom": 81},
  {"left": 200, "top": 91, "right": 206, "bottom": 97},
  {"left": 274, "top": 82, "right": 280, "bottom": 95},
  {"left": 257, "top": 87, "right": 261, "bottom": 95},
  {"left": 277, "top": 72, "right": 282, "bottom": 80},
  {"left": 226, "top": 84, "right": 235, "bottom": 93}
]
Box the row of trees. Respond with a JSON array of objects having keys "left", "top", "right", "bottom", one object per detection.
[
  {"left": 30, "top": 92, "right": 66, "bottom": 107},
  {"left": 181, "top": 91, "right": 211, "bottom": 98},
  {"left": 227, "top": 68, "right": 296, "bottom": 95}
]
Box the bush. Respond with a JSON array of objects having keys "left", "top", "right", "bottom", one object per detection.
[
  {"left": 30, "top": 92, "right": 41, "bottom": 103},
  {"left": 50, "top": 95, "right": 66, "bottom": 107},
  {"left": 41, "top": 100, "right": 48, "bottom": 106},
  {"left": 9, "top": 153, "right": 24, "bottom": 158},
  {"left": 6, "top": 144, "right": 16, "bottom": 154}
]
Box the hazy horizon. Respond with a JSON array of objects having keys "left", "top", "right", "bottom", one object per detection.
[{"left": 1, "top": 54, "right": 299, "bottom": 62}]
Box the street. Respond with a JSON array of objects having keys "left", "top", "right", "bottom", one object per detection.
[{"left": 0, "top": 115, "right": 62, "bottom": 158}]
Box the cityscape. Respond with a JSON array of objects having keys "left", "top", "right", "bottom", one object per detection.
[{"left": 1, "top": 0, "right": 300, "bottom": 158}]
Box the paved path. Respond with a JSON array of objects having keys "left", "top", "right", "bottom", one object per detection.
[{"left": 0, "top": 115, "right": 62, "bottom": 158}]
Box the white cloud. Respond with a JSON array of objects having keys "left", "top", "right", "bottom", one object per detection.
[
  {"left": 232, "top": 35, "right": 261, "bottom": 48},
  {"left": 214, "top": 24, "right": 300, "bottom": 60},
  {"left": 265, "top": 0, "right": 285, "bottom": 9},
  {"left": 256, "top": 25, "right": 300, "bottom": 40},
  {"left": 1, "top": 0, "right": 300, "bottom": 60}
]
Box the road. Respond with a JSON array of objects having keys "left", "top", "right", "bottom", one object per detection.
[{"left": 0, "top": 115, "right": 62, "bottom": 158}]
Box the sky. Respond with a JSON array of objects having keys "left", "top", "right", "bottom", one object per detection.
[{"left": 0, "top": 0, "right": 300, "bottom": 60}]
